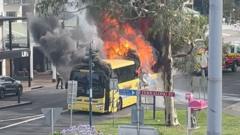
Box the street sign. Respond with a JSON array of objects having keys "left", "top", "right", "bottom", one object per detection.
[
  {"left": 140, "top": 90, "right": 175, "bottom": 97},
  {"left": 119, "top": 89, "right": 137, "bottom": 96},
  {"left": 67, "top": 81, "right": 78, "bottom": 104},
  {"left": 41, "top": 107, "right": 63, "bottom": 126},
  {"left": 109, "top": 78, "right": 118, "bottom": 90}
]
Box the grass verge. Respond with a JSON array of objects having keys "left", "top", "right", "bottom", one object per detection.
[{"left": 95, "top": 109, "right": 240, "bottom": 135}]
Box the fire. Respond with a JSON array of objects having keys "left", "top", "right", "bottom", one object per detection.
[{"left": 101, "top": 15, "right": 156, "bottom": 72}]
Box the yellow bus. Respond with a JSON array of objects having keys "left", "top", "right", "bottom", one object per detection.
[{"left": 68, "top": 59, "right": 157, "bottom": 113}]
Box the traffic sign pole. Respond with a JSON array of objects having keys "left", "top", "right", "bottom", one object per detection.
[
  {"left": 137, "top": 92, "right": 140, "bottom": 135},
  {"left": 89, "top": 42, "right": 93, "bottom": 128},
  {"left": 67, "top": 81, "right": 77, "bottom": 127},
  {"left": 70, "top": 81, "right": 73, "bottom": 127},
  {"left": 153, "top": 96, "right": 156, "bottom": 120},
  {"left": 51, "top": 108, "right": 54, "bottom": 135},
  {"left": 109, "top": 78, "right": 118, "bottom": 127},
  {"left": 41, "top": 107, "right": 62, "bottom": 135}
]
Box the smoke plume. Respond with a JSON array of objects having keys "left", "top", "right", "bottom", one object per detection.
[{"left": 29, "top": 10, "right": 104, "bottom": 80}]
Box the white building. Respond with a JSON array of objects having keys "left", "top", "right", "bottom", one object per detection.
[
  {"left": 0, "top": 0, "right": 45, "bottom": 81},
  {"left": 3, "top": 0, "right": 35, "bottom": 17}
]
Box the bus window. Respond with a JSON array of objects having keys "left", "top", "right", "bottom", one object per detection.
[
  {"left": 230, "top": 46, "right": 235, "bottom": 53},
  {"left": 70, "top": 71, "right": 104, "bottom": 98},
  {"left": 237, "top": 46, "right": 240, "bottom": 53},
  {"left": 113, "top": 65, "right": 137, "bottom": 83}
]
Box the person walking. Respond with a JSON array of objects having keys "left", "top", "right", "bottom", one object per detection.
[{"left": 56, "top": 72, "right": 63, "bottom": 89}]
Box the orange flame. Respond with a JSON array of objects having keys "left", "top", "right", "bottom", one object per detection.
[{"left": 101, "top": 15, "right": 156, "bottom": 72}]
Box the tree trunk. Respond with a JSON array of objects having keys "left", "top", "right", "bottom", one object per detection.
[{"left": 162, "top": 30, "right": 179, "bottom": 126}]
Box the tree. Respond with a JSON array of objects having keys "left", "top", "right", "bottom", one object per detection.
[
  {"left": 91, "top": 0, "right": 206, "bottom": 126},
  {"left": 35, "top": 0, "right": 206, "bottom": 126}
]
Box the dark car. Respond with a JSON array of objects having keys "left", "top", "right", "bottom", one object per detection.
[{"left": 0, "top": 76, "right": 23, "bottom": 99}]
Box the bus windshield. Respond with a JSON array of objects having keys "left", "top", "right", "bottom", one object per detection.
[{"left": 70, "top": 70, "right": 104, "bottom": 98}]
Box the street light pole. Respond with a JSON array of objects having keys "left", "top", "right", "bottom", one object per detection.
[
  {"left": 89, "top": 42, "right": 93, "bottom": 128},
  {"left": 208, "top": 0, "right": 222, "bottom": 135},
  {"left": 8, "top": 20, "right": 13, "bottom": 77}
]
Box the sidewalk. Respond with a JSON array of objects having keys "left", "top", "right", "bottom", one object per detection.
[
  {"left": 0, "top": 101, "right": 32, "bottom": 110},
  {"left": 0, "top": 72, "right": 55, "bottom": 109},
  {"left": 22, "top": 72, "right": 56, "bottom": 92}
]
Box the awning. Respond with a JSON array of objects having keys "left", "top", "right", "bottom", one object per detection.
[{"left": 0, "top": 49, "right": 30, "bottom": 59}]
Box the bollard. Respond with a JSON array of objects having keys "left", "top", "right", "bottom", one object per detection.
[{"left": 18, "top": 89, "right": 21, "bottom": 104}]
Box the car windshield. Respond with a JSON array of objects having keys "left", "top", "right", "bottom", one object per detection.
[{"left": 70, "top": 70, "right": 104, "bottom": 98}]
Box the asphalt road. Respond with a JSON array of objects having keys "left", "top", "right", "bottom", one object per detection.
[
  {"left": 0, "top": 71, "right": 240, "bottom": 135},
  {"left": 222, "top": 71, "right": 240, "bottom": 106},
  {"left": 0, "top": 87, "right": 131, "bottom": 135}
]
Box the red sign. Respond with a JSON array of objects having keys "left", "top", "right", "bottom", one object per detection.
[{"left": 139, "top": 90, "right": 175, "bottom": 97}]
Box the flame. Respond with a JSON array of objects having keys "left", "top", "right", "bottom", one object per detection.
[{"left": 101, "top": 15, "right": 156, "bottom": 72}]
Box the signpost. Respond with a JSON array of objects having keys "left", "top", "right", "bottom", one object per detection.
[
  {"left": 139, "top": 90, "right": 175, "bottom": 97},
  {"left": 139, "top": 90, "right": 175, "bottom": 121},
  {"left": 118, "top": 88, "right": 175, "bottom": 135},
  {"left": 109, "top": 78, "right": 118, "bottom": 126},
  {"left": 67, "top": 80, "right": 77, "bottom": 127},
  {"left": 41, "top": 108, "right": 63, "bottom": 135}
]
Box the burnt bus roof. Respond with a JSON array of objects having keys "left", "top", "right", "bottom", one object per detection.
[
  {"left": 102, "top": 59, "right": 135, "bottom": 69},
  {"left": 72, "top": 59, "right": 135, "bottom": 71}
]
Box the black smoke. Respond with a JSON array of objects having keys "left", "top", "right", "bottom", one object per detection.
[
  {"left": 29, "top": 16, "right": 88, "bottom": 80},
  {"left": 29, "top": 13, "right": 112, "bottom": 81}
]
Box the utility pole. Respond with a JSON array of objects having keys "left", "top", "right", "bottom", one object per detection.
[
  {"left": 207, "top": 0, "right": 222, "bottom": 135},
  {"left": 8, "top": 20, "right": 13, "bottom": 77},
  {"left": 27, "top": 20, "right": 31, "bottom": 87}
]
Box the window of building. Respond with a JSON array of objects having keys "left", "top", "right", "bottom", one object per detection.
[
  {"left": 4, "top": 0, "right": 20, "bottom": 5},
  {"left": 6, "top": 12, "right": 17, "bottom": 17}
]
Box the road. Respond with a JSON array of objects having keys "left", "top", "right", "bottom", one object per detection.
[
  {"left": 0, "top": 71, "right": 240, "bottom": 135},
  {"left": 0, "top": 87, "right": 131, "bottom": 135}
]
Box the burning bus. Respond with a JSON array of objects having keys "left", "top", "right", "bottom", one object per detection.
[
  {"left": 68, "top": 58, "right": 158, "bottom": 113},
  {"left": 29, "top": 13, "right": 159, "bottom": 113},
  {"left": 67, "top": 15, "right": 159, "bottom": 113}
]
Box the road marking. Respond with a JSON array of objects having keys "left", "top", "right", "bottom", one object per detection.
[
  {"left": 0, "top": 109, "right": 68, "bottom": 130},
  {"left": 0, "top": 114, "right": 43, "bottom": 123},
  {"left": 0, "top": 116, "right": 44, "bottom": 130}
]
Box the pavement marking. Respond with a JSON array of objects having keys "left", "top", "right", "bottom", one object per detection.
[
  {"left": 0, "top": 114, "right": 43, "bottom": 123},
  {"left": 0, "top": 116, "right": 44, "bottom": 130}
]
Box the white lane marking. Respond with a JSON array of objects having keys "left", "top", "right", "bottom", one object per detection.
[
  {"left": 222, "top": 33, "right": 231, "bottom": 37},
  {"left": 0, "top": 116, "right": 44, "bottom": 130},
  {"left": 0, "top": 114, "right": 44, "bottom": 123}
]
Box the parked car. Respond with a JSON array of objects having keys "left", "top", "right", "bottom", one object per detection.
[{"left": 0, "top": 76, "right": 23, "bottom": 99}]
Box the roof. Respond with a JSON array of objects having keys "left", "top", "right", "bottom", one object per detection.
[
  {"left": 102, "top": 59, "right": 135, "bottom": 69},
  {"left": 0, "top": 17, "right": 27, "bottom": 21}
]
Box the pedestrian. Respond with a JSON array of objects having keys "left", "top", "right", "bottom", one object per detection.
[
  {"left": 200, "top": 49, "right": 208, "bottom": 77},
  {"left": 56, "top": 72, "right": 63, "bottom": 89}
]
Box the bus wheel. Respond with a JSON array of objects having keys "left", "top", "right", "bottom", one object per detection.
[{"left": 117, "top": 98, "right": 122, "bottom": 111}]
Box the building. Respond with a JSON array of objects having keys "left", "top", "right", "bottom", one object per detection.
[
  {"left": 3, "top": 0, "right": 35, "bottom": 17},
  {"left": 0, "top": 0, "right": 54, "bottom": 81}
]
